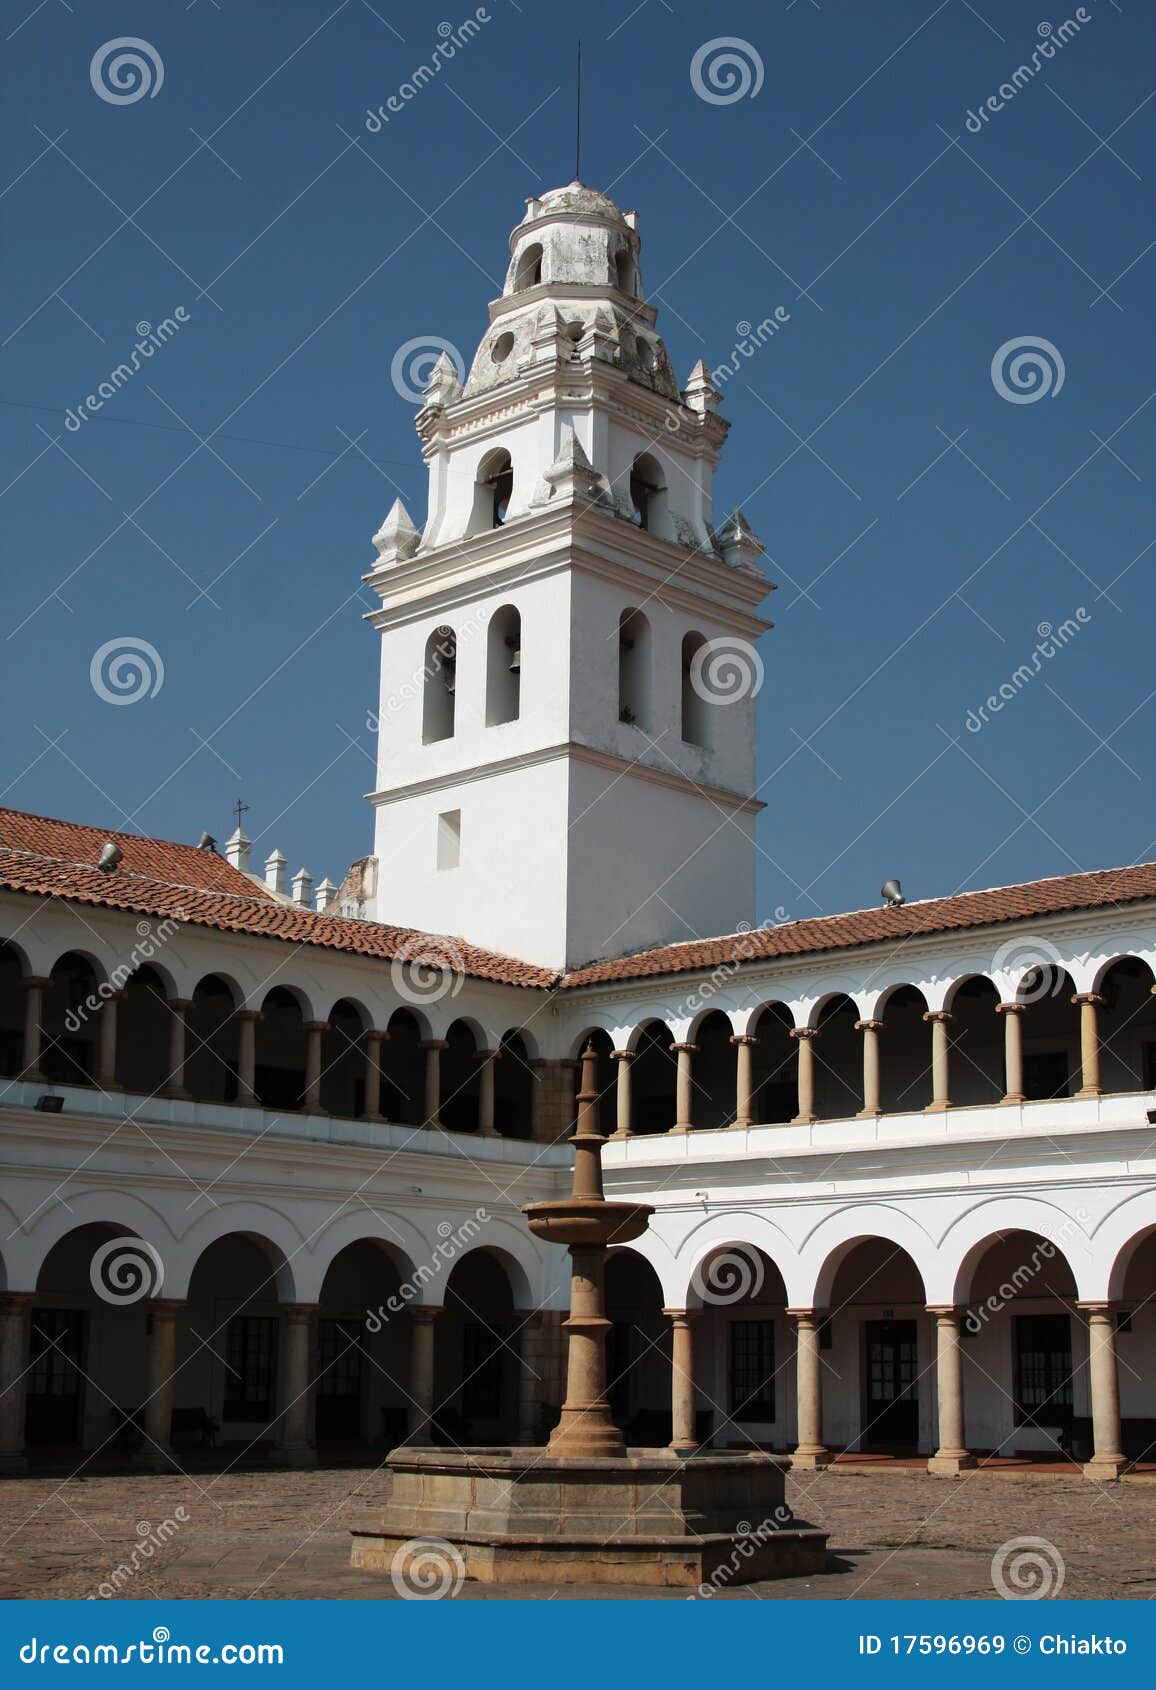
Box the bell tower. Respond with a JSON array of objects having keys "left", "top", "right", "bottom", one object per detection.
[{"left": 362, "top": 183, "right": 772, "bottom": 970}]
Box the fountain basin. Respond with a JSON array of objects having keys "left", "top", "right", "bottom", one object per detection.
[{"left": 523, "top": 1198, "right": 653, "bottom": 1247}]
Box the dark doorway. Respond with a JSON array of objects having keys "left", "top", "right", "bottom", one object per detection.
[
  {"left": 1014, "top": 1313, "right": 1073, "bottom": 1435},
  {"left": 864, "top": 1319, "right": 919, "bottom": 1448},
  {"left": 315, "top": 1318, "right": 366, "bottom": 1445},
  {"left": 26, "top": 1309, "right": 86, "bottom": 1446}
]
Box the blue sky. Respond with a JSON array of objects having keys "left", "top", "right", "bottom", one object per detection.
[{"left": 3, "top": 0, "right": 1154, "bottom": 929}]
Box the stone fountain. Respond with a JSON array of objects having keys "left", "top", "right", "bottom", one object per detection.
[{"left": 350, "top": 1048, "right": 828, "bottom": 1587}]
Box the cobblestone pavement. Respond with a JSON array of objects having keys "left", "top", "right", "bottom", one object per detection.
[{"left": 1, "top": 1463, "right": 1154, "bottom": 1601}]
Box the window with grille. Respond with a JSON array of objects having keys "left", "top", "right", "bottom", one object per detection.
[
  {"left": 729, "top": 1319, "right": 775, "bottom": 1418},
  {"left": 223, "top": 1316, "right": 278, "bottom": 1422}
]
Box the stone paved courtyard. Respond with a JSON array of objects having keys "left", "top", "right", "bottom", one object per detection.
[{"left": 1, "top": 1462, "right": 1155, "bottom": 1601}]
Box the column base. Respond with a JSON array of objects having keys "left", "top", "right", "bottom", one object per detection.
[
  {"left": 1001, "top": 1092, "right": 1024, "bottom": 1105},
  {"left": 669, "top": 1124, "right": 691, "bottom": 1136},
  {"left": 790, "top": 1448, "right": 832, "bottom": 1469},
  {"left": 855, "top": 1107, "right": 882, "bottom": 1119},
  {"left": 923, "top": 1099, "right": 951, "bottom": 1113},
  {"left": 927, "top": 1453, "right": 976, "bottom": 1476},
  {"left": 163, "top": 1087, "right": 193, "bottom": 1101},
  {"left": 0, "top": 1451, "right": 29, "bottom": 1475},
  {"left": 270, "top": 1444, "right": 318, "bottom": 1469},
  {"left": 1076, "top": 1087, "right": 1103, "bottom": 1100},
  {"left": 729, "top": 1119, "right": 751, "bottom": 1131},
  {"left": 1083, "top": 1456, "right": 1127, "bottom": 1481},
  {"left": 791, "top": 1113, "right": 816, "bottom": 1125}
]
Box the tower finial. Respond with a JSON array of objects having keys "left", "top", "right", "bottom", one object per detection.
[{"left": 575, "top": 38, "right": 582, "bottom": 183}]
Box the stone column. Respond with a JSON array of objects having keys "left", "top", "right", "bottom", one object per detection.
[
  {"left": 516, "top": 1310, "right": 545, "bottom": 1444},
  {"left": 671, "top": 1042, "right": 697, "bottom": 1133},
  {"left": 363, "top": 1030, "right": 386, "bottom": 1121},
  {"left": 790, "top": 1027, "right": 819, "bottom": 1123},
  {"left": 303, "top": 1021, "right": 328, "bottom": 1113},
  {"left": 275, "top": 1303, "right": 317, "bottom": 1467},
  {"left": 926, "top": 1306, "right": 975, "bottom": 1475},
  {"left": 477, "top": 1048, "right": 498, "bottom": 1136},
  {"left": 1080, "top": 1302, "right": 1126, "bottom": 1480},
  {"left": 731, "top": 1034, "right": 757, "bottom": 1129},
  {"left": 996, "top": 1002, "right": 1026, "bottom": 1103},
  {"left": 20, "top": 977, "right": 48, "bottom": 1081},
  {"left": 164, "top": 999, "right": 192, "bottom": 1100},
  {"left": 0, "top": 1293, "right": 32, "bottom": 1473},
  {"left": 139, "top": 1299, "right": 185, "bottom": 1471},
  {"left": 855, "top": 1019, "right": 884, "bottom": 1116},
  {"left": 610, "top": 1049, "right": 634, "bottom": 1137},
  {"left": 789, "top": 1309, "right": 831, "bottom": 1468},
  {"left": 419, "top": 1039, "right": 446, "bottom": 1128},
  {"left": 1072, "top": 994, "right": 1104, "bottom": 1098},
  {"left": 97, "top": 991, "right": 124, "bottom": 1091},
  {"left": 234, "top": 1010, "right": 261, "bottom": 1105},
  {"left": 407, "top": 1306, "right": 441, "bottom": 1442},
  {"left": 923, "top": 1011, "right": 953, "bottom": 1111},
  {"left": 665, "top": 1308, "right": 699, "bottom": 1453}
]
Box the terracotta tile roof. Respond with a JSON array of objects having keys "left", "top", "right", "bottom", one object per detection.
[
  {"left": 560, "top": 862, "right": 1156, "bottom": 988},
  {"left": 0, "top": 809, "right": 554, "bottom": 990},
  {"left": 0, "top": 808, "right": 272, "bottom": 900},
  {"left": 2, "top": 807, "right": 1153, "bottom": 995}
]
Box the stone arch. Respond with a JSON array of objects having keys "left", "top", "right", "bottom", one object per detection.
[
  {"left": 185, "top": 972, "right": 242, "bottom": 1104},
  {"left": 299, "top": 1211, "right": 428, "bottom": 1305},
  {"left": 677, "top": 1211, "right": 799, "bottom": 1309},
  {"left": 443, "top": 1228, "right": 537, "bottom": 1312},
  {"left": 936, "top": 1197, "right": 1096, "bottom": 1306},
  {"left": 0, "top": 939, "right": 27, "bottom": 1077},
  {"left": 628, "top": 1019, "right": 676, "bottom": 1135},
  {"left": 617, "top": 607, "right": 651, "bottom": 730},
  {"left": 513, "top": 240, "right": 542, "bottom": 291},
  {"left": 17, "top": 1192, "right": 174, "bottom": 1295},
  {"left": 797, "top": 1205, "right": 936, "bottom": 1310},
  {"left": 167, "top": 1205, "right": 304, "bottom": 1302},
  {"left": 494, "top": 1028, "right": 534, "bottom": 1139},
  {"left": 421, "top": 624, "right": 457, "bottom": 743},
  {"left": 1092, "top": 1193, "right": 1156, "bottom": 1301},
  {"left": 469, "top": 447, "right": 514, "bottom": 534}
]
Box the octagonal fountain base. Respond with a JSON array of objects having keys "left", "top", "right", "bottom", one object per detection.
[{"left": 349, "top": 1447, "right": 829, "bottom": 1588}]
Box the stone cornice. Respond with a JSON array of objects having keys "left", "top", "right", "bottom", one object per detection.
[{"left": 370, "top": 740, "right": 764, "bottom": 815}]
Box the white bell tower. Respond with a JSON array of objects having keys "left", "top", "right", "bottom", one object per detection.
[{"left": 362, "top": 183, "right": 772, "bottom": 970}]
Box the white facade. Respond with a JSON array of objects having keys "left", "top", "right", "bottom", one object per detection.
[{"left": 364, "top": 184, "right": 769, "bottom": 969}]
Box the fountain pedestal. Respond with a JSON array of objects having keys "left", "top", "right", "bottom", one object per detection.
[{"left": 350, "top": 1048, "right": 829, "bottom": 1589}]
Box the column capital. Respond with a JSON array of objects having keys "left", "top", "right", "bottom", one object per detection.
[
  {"left": 409, "top": 1304, "right": 442, "bottom": 1325},
  {"left": 304, "top": 1020, "right": 330, "bottom": 1034},
  {"left": 923, "top": 1009, "right": 953, "bottom": 1024},
  {"left": 1077, "top": 1300, "right": 1120, "bottom": 1316},
  {"left": 610, "top": 1048, "right": 634, "bottom": 1063},
  {"left": 926, "top": 1304, "right": 966, "bottom": 1320},
  {"left": 662, "top": 1307, "right": 700, "bottom": 1323},
  {"left": 0, "top": 1292, "right": 34, "bottom": 1314},
  {"left": 1071, "top": 992, "right": 1104, "bottom": 1007},
  {"left": 787, "top": 1307, "right": 828, "bottom": 1323},
  {"left": 21, "top": 976, "right": 50, "bottom": 991},
  {"left": 168, "top": 997, "right": 194, "bottom": 1012},
  {"left": 995, "top": 1000, "right": 1027, "bottom": 1016},
  {"left": 477, "top": 1047, "right": 499, "bottom": 1060},
  {"left": 729, "top": 1033, "right": 758, "bottom": 1047},
  {"left": 365, "top": 1028, "right": 388, "bottom": 1043},
  {"left": 854, "top": 1019, "right": 885, "bottom": 1034},
  {"left": 147, "top": 1298, "right": 187, "bottom": 1318},
  {"left": 789, "top": 1025, "right": 820, "bottom": 1041},
  {"left": 282, "top": 1302, "right": 317, "bottom": 1323},
  {"left": 233, "top": 1008, "right": 263, "bottom": 1024},
  {"left": 670, "top": 1041, "right": 698, "bottom": 1055},
  {"left": 418, "top": 1038, "right": 447, "bottom": 1052}
]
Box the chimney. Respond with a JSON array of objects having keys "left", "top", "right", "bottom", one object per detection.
[
  {"left": 226, "top": 827, "right": 251, "bottom": 873},
  {"left": 315, "top": 877, "right": 339, "bottom": 912},
  {"left": 264, "top": 849, "right": 287, "bottom": 895},
  {"left": 291, "top": 867, "right": 314, "bottom": 907}
]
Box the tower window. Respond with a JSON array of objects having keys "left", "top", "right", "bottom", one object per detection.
[
  {"left": 491, "top": 331, "right": 515, "bottom": 364},
  {"left": 614, "top": 248, "right": 636, "bottom": 296},
  {"left": 437, "top": 809, "right": 461, "bottom": 871},
  {"left": 469, "top": 448, "right": 514, "bottom": 534},
  {"left": 486, "top": 604, "right": 521, "bottom": 727},
  {"left": 617, "top": 608, "right": 651, "bottom": 729},
  {"left": 422, "top": 625, "right": 456, "bottom": 744},
  {"left": 681, "top": 631, "right": 710, "bottom": 748},
  {"left": 514, "top": 242, "right": 543, "bottom": 290},
  {"left": 628, "top": 452, "right": 668, "bottom": 536}
]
